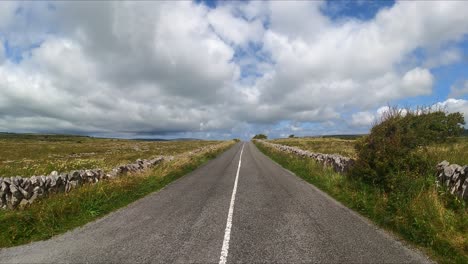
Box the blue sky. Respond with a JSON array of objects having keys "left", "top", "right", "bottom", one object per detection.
[{"left": 0, "top": 1, "right": 468, "bottom": 139}]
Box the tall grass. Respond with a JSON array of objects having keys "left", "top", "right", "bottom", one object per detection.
[
  {"left": 255, "top": 142, "right": 467, "bottom": 264},
  {"left": 0, "top": 142, "right": 234, "bottom": 248}
]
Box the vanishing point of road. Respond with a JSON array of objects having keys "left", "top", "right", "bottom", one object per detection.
[{"left": 0, "top": 142, "right": 431, "bottom": 263}]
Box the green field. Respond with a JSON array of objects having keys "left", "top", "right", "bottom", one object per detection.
[
  {"left": 0, "top": 133, "right": 222, "bottom": 177},
  {"left": 271, "top": 137, "right": 357, "bottom": 158},
  {"left": 271, "top": 136, "right": 468, "bottom": 165}
]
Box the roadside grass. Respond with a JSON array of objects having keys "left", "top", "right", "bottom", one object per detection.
[
  {"left": 0, "top": 141, "right": 234, "bottom": 248},
  {"left": 0, "top": 133, "right": 221, "bottom": 177},
  {"left": 271, "top": 136, "right": 468, "bottom": 165},
  {"left": 255, "top": 142, "right": 467, "bottom": 264}
]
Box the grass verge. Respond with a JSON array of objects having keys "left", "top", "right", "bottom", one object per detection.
[
  {"left": 0, "top": 142, "right": 234, "bottom": 248},
  {"left": 255, "top": 141, "right": 467, "bottom": 264}
]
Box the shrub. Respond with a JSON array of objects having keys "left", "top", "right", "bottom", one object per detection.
[
  {"left": 350, "top": 107, "right": 465, "bottom": 190},
  {"left": 253, "top": 134, "right": 268, "bottom": 139}
]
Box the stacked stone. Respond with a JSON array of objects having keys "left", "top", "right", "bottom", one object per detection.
[
  {"left": 0, "top": 156, "right": 167, "bottom": 210},
  {"left": 436, "top": 161, "right": 468, "bottom": 200},
  {"left": 0, "top": 141, "right": 229, "bottom": 210},
  {"left": 257, "top": 140, "right": 355, "bottom": 173}
]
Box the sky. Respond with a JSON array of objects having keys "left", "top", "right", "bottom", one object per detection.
[{"left": 0, "top": 0, "right": 467, "bottom": 140}]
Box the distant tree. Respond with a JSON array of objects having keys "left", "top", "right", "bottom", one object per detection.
[
  {"left": 253, "top": 134, "right": 268, "bottom": 140},
  {"left": 289, "top": 134, "right": 295, "bottom": 138},
  {"left": 350, "top": 106, "right": 465, "bottom": 190}
]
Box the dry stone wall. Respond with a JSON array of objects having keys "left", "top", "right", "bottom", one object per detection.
[
  {"left": 0, "top": 157, "right": 167, "bottom": 210},
  {"left": 257, "top": 140, "right": 468, "bottom": 201},
  {"left": 0, "top": 142, "right": 229, "bottom": 210},
  {"left": 256, "top": 140, "right": 354, "bottom": 173},
  {"left": 436, "top": 161, "right": 468, "bottom": 200}
]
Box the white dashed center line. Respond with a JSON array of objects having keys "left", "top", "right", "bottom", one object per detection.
[{"left": 219, "top": 143, "right": 244, "bottom": 264}]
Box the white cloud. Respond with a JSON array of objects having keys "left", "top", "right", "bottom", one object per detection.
[
  {"left": 401, "top": 67, "right": 434, "bottom": 96},
  {"left": 424, "top": 47, "right": 463, "bottom": 68},
  {"left": 434, "top": 99, "right": 468, "bottom": 121},
  {"left": 350, "top": 111, "right": 375, "bottom": 127},
  {"left": 449, "top": 80, "right": 468, "bottom": 98},
  {"left": 0, "top": 42, "right": 4, "bottom": 63},
  {"left": 0, "top": 1, "right": 468, "bottom": 138},
  {"left": 0, "top": 1, "right": 18, "bottom": 29},
  {"left": 207, "top": 5, "right": 264, "bottom": 46},
  {"left": 0, "top": 2, "right": 242, "bottom": 135}
]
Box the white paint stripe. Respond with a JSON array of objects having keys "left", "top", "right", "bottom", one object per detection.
[{"left": 219, "top": 143, "right": 244, "bottom": 264}]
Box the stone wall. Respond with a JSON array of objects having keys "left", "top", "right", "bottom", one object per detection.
[
  {"left": 436, "top": 161, "right": 468, "bottom": 200},
  {"left": 0, "top": 142, "right": 230, "bottom": 210},
  {"left": 257, "top": 140, "right": 468, "bottom": 201},
  {"left": 0, "top": 157, "right": 168, "bottom": 210},
  {"left": 256, "top": 140, "right": 354, "bottom": 173}
]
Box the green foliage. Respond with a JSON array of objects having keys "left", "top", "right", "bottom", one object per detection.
[
  {"left": 252, "top": 134, "right": 268, "bottom": 139},
  {"left": 288, "top": 134, "right": 295, "bottom": 138},
  {"left": 350, "top": 107, "right": 465, "bottom": 190}
]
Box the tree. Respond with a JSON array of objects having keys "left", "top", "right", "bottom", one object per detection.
[
  {"left": 350, "top": 107, "right": 465, "bottom": 190},
  {"left": 289, "top": 134, "right": 295, "bottom": 138},
  {"left": 253, "top": 134, "right": 268, "bottom": 139}
]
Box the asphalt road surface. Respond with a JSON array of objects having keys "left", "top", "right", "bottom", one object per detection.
[{"left": 0, "top": 142, "right": 431, "bottom": 263}]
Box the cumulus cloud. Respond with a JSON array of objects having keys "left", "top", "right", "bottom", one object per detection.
[
  {"left": 401, "top": 67, "right": 434, "bottom": 96},
  {"left": 0, "top": 42, "right": 4, "bottom": 63},
  {"left": 449, "top": 80, "right": 468, "bottom": 98},
  {"left": 0, "top": 1, "right": 467, "bottom": 138},
  {"left": 349, "top": 112, "right": 376, "bottom": 127},
  {"left": 424, "top": 47, "right": 463, "bottom": 68},
  {"left": 434, "top": 98, "right": 468, "bottom": 122}
]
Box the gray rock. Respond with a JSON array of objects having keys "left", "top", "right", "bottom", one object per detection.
[
  {"left": 33, "top": 186, "right": 45, "bottom": 198},
  {"left": 8, "top": 184, "right": 23, "bottom": 208},
  {"left": 461, "top": 178, "right": 468, "bottom": 199},
  {"left": 443, "top": 165, "right": 456, "bottom": 177},
  {"left": 30, "top": 176, "right": 39, "bottom": 186},
  {"left": 39, "top": 176, "right": 46, "bottom": 187},
  {"left": 437, "top": 160, "right": 450, "bottom": 169},
  {"left": 18, "top": 185, "right": 32, "bottom": 199}
]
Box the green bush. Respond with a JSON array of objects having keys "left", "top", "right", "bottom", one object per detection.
[
  {"left": 350, "top": 107, "right": 465, "bottom": 190},
  {"left": 253, "top": 134, "right": 268, "bottom": 139}
]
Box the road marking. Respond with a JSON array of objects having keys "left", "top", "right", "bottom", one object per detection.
[{"left": 219, "top": 143, "right": 244, "bottom": 264}]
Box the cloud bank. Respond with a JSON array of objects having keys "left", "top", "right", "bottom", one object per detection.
[{"left": 0, "top": 1, "right": 467, "bottom": 139}]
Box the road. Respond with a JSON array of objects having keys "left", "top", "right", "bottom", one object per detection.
[{"left": 0, "top": 142, "right": 431, "bottom": 263}]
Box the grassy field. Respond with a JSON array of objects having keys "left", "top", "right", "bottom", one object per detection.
[
  {"left": 0, "top": 139, "right": 235, "bottom": 247},
  {"left": 255, "top": 141, "right": 467, "bottom": 264},
  {"left": 0, "top": 133, "right": 222, "bottom": 177},
  {"left": 271, "top": 136, "right": 468, "bottom": 165},
  {"left": 271, "top": 137, "right": 357, "bottom": 158}
]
